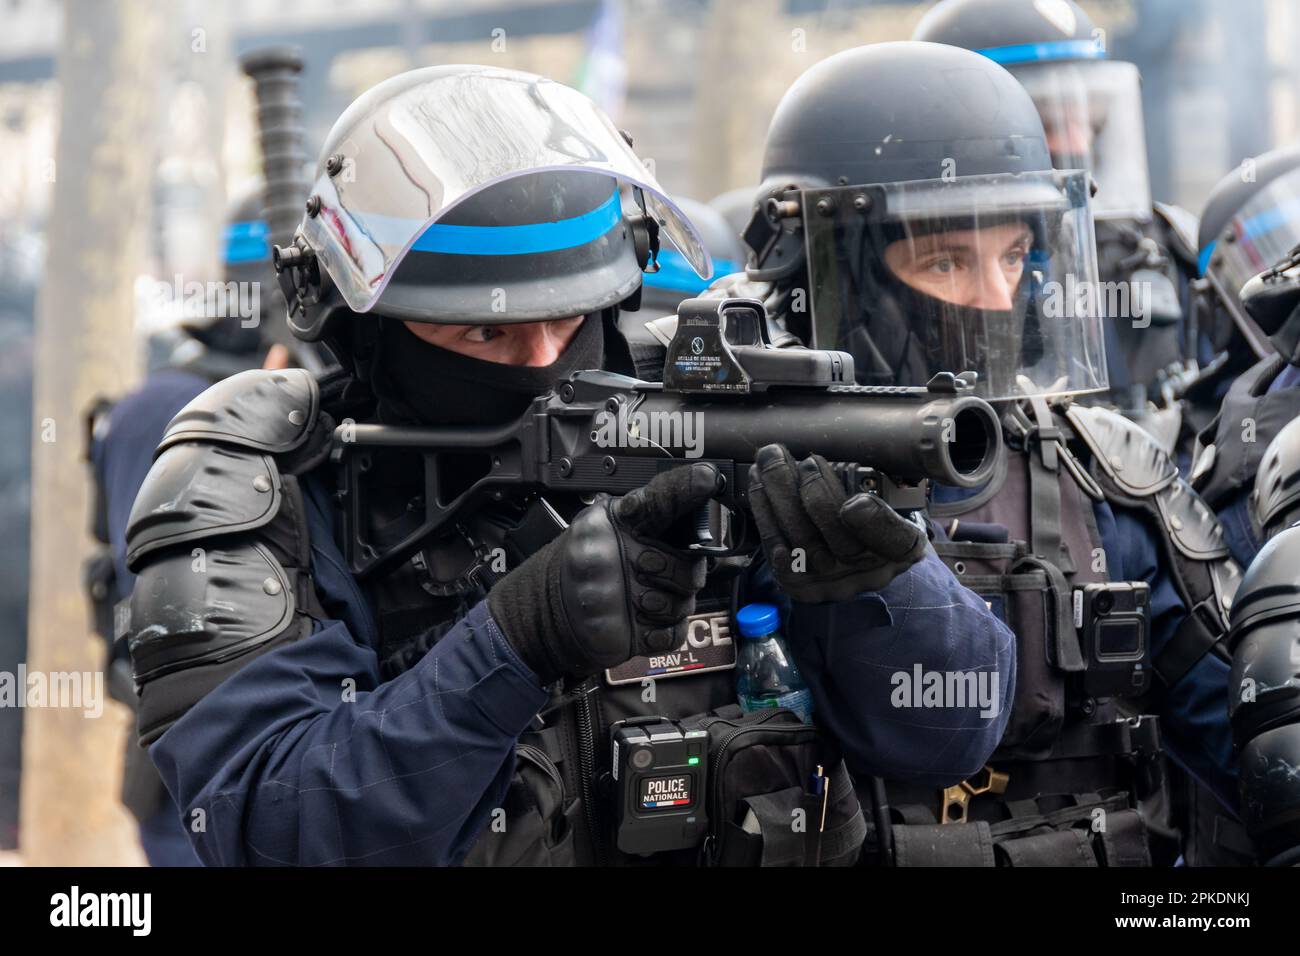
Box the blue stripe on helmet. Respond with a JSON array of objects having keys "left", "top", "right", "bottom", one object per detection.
[
  {"left": 409, "top": 188, "right": 623, "bottom": 256},
  {"left": 1197, "top": 240, "right": 1216, "bottom": 277},
  {"left": 974, "top": 38, "right": 1106, "bottom": 66},
  {"left": 643, "top": 249, "right": 737, "bottom": 294},
  {"left": 223, "top": 219, "right": 270, "bottom": 265},
  {"left": 1199, "top": 197, "right": 1300, "bottom": 275}
]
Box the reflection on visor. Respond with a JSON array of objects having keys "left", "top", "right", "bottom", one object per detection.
[
  {"left": 1199, "top": 197, "right": 1300, "bottom": 278},
  {"left": 299, "top": 67, "right": 713, "bottom": 312},
  {"left": 1009, "top": 60, "right": 1151, "bottom": 221}
]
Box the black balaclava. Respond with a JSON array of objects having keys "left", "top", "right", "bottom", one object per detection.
[
  {"left": 823, "top": 220, "right": 1035, "bottom": 391},
  {"left": 369, "top": 313, "right": 605, "bottom": 426}
]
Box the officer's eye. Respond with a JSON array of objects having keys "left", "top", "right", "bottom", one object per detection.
[
  {"left": 463, "top": 326, "right": 503, "bottom": 344},
  {"left": 922, "top": 256, "right": 958, "bottom": 275}
]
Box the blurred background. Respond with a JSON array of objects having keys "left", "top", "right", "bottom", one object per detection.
[{"left": 0, "top": 0, "right": 1293, "bottom": 865}]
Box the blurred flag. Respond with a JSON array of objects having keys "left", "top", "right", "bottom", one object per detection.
[{"left": 575, "top": 0, "right": 626, "bottom": 121}]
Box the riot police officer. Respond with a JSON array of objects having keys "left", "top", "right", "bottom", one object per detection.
[
  {"left": 122, "top": 65, "right": 1016, "bottom": 866},
  {"left": 914, "top": 0, "right": 1199, "bottom": 423},
  {"left": 86, "top": 190, "right": 297, "bottom": 867},
  {"left": 1189, "top": 148, "right": 1300, "bottom": 567},
  {"left": 714, "top": 39, "right": 1241, "bottom": 865}
]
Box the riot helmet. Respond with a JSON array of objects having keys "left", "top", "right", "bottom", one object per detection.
[
  {"left": 746, "top": 41, "right": 1106, "bottom": 402},
  {"left": 1197, "top": 147, "right": 1300, "bottom": 359},
  {"left": 914, "top": 0, "right": 1152, "bottom": 223},
  {"left": 274, "top": 65, "right": 712, "bottom": 343},
  {"left": 142, "top": 189, "right": 272, "bottom": 375}
]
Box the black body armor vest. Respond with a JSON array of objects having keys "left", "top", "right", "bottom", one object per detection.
[
  {"left": 870, "top": 400, "right": 1240, "bottom": 867},
  {"left": 1193, "top": 354, "right": 1300, "bottom": 512}
]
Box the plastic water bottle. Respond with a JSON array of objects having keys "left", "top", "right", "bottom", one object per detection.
[{"left": 735, "top": 603, "right": 813, "bottom": 724}]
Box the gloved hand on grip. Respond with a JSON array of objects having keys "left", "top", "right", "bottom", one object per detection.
[
  {"left": 489, "top": 462, "right": 725, "bottom": 685},
  {"left": 748, "top": 443, "right": 927, "bottom": 604}
]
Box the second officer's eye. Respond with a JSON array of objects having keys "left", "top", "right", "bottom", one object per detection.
[
  {"left": 922, "top": 255, "right": 959, "bottom": 275},
  {"left": 463, "top": 326, "right": 503, "bottom": 344}
]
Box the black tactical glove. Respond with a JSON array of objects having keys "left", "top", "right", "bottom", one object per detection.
[
  {"left": 748, "top": 443, "right": 927, "bottom": 604},
  {"left": 489, "top": 463, "right": 725, "bottom": 684}
]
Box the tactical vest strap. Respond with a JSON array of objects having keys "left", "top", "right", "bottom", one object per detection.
[
  {"left": 1155, "top": 596, "right": 1230, "bottom": 687},
  {"left": 1011, "top": 553, "right": 1084, "bottom": 673}
]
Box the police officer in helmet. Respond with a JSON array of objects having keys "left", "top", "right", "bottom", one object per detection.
[
  {"left": 1189, "top": 149, "right": 1300, "bottom": 568},
  {"left": 914, "top": 0, "right": 1199, "bottom": 424},
  {"left": 733, "top": 39, "right": 1242, "bottom": 865},
  {"left": 123, "top": 65, "right": 1016, "bottom": 866}
]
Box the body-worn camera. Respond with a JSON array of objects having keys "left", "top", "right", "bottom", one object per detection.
[
  {"left": 611, "top": 717, "right": 709, "bottom": 856},
  {"left": 1074, "top": 582, "right": 1150, "bottom": 698}
]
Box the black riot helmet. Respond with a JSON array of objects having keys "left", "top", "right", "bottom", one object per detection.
[
  {"left": 274, "top": 65, "right": 712, "bottom": 344},
  {"left": 747, "top": 41, "right": 1107, "bottom": 402},
  {"left": 145, "top": 189, "right": 273, "bottom": 377},
  {"left": 1196, "top": 147, "right": 1300, "bottom": 360},
  {"left": 914, "top": 0, "right": 1152, "bottom": 223}
]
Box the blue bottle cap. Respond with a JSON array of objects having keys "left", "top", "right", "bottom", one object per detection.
[{"left": 735, "top": 603, "right": 781, "bottom": 639}]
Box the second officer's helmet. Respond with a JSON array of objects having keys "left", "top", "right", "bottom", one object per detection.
[
  {"left": 1196, "top": 147, "right": 1300, "bottom": 359},
  {"left": 275, "top": 65, "right": 713, "bottom": 342},
  {"left": 914, "top": 0, "right": 1152, "bottom": 223},
  {"left": 746, "top": 40, "right": 1107, "bottom": 402}
]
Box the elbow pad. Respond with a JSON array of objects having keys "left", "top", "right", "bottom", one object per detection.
[{"left": 123, "top": 369, "right": 333, "bottom": 745}]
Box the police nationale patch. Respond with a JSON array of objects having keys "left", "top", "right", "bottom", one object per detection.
[{"left": 604, "top": 610, "right": 736, "bottom": 685}]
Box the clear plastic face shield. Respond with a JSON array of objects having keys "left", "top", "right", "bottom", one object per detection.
[
  {"left": 1201, "top": 168, "right": 1300, "bottom": 337},
  {"left": 1009, "top": 60, "right": 1152, "bottom": 221},
  {"left": 804, "top": 170, "right": 1108, "bottom": 402},
  {"left": 301, "top": 68, "right": 712, "bottom": 313}
]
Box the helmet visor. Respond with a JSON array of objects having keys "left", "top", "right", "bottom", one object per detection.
[
  {"left": 1010, "top": 60, "right": 1151, "bottom": 221},
  {"left": 1202, "top": 166, "right": 1300, "bottom": 314},
  {"left": 804, "top": 170, "right": 1108, "bottom": 401},
  {"left": 301, "top": 67, "right": 711, "bottom": 313}
]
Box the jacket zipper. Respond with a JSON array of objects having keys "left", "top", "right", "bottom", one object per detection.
[{"left": 574, "top": 677, "right": 606, "bottom": 865}]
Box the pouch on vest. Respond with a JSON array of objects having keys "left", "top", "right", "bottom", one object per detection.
[
  {"left": 461, "top": 743, "right": 579, "bottom": 867},
  {"left": 699, "top": 706, "right": 866, "bottom": 867},
  {"left": 932, "top": 540, "right": 1080, "bottom": 758}
]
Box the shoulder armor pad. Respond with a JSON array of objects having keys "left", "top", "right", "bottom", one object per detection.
[
  {"left": 1253, "top": 415, "right": 1300, "bottom": 540},
  {"left": 124, "top": 441, "right": 282, "bottom": 572},
  {"left": 1066, "top": 404, "right": 1178, "bottom": 497},
  {"left": 1155, "top": 478, "right": 1231, "bottom": 561},
  {"left": 127, "top": 541, "right": 300, "bottom": 744},
  {"left": 158, "top": 368, "right": 319, "bottom": 456}
]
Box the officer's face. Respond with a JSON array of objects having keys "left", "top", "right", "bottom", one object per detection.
[
  {"left": 403, "top": 316, "right": 586, "bottom": 366},
  {"left": 883, "top": 221, "right": 1032, "bottom": 310},
  {"left": 1042, "top": 114, "right": 1094, "bottom": 164}
]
